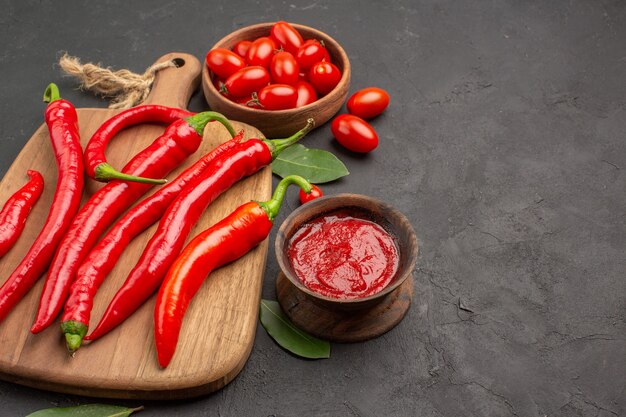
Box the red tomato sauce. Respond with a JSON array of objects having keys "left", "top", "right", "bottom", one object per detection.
[{"left": 287, "top": 210, "right": 399, "bottom": 299}]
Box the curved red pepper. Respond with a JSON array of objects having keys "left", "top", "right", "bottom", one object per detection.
[
  {"left": 155, "top": 175, "right": 312, "bottom": 367},
  {"left": 84, "top": 119, "right": 315, "bottom": 344},
  {"left": 31, "top": 111, "right": 235, "bottom": 334},
  {"left": 85, "top": 106, "right": 235, "bottom": 184},
  {"left": 60, "top": 130, "right": 245, "bottom": 351},
  {"left": 0, "top": 84, "right": 84, "bottom": 324},
  {"left": 85, "top": 105, "right": 193, "bottom": 183},
  {"left": 0, "top": 170, "right": 44, "bottom": 258}
]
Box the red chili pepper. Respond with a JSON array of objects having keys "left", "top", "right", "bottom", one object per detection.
[
  {"left": 85, "top": 105, "right": 194, "bottom": 184},
  {"left": 60, "top": 130, "right": 245, "bottom": 352},
  {"left": 83, "top": 119, "right": 315, "bottom": 345},
  {"left": 0, "top": 84, "right": 84, "bottom": 324},
  {"left": 30, "top": 111, "right": 235, "bottom": 334},
  {"left": 0, "top": 170, "right": 44, "bottom": 258},
  {"left": 155, "top": 175, "right": 312, "bottom": 367}
]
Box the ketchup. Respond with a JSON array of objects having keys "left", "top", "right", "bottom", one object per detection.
[{"left": 287, "top": 210, "right": 399, "bottom": 299}]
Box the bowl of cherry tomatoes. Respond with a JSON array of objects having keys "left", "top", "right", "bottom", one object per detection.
[{"left": 202, "top": 22, "right": 351, "bottom": 137}]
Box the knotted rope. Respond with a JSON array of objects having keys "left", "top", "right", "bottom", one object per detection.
[{"left": 58, "top": 53, "right": 177, "bottom": 109}]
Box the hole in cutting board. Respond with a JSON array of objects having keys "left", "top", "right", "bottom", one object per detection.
[{"left": 172, "top": 58, "right": 185, "bottom": 68}]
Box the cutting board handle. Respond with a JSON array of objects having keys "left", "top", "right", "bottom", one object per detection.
[{"left": 142, "top": 52, "right": 201, "bottom": 109}]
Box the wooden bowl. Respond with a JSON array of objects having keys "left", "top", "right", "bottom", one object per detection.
[
  {"left": 275, "top": 194, "right": 418, "bottom": 311},
  {"left": 202, "top": 22, "right": 351, "bottom": 137}
]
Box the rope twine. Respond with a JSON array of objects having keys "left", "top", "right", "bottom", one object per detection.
[{"left": 58, "top": 53, "right": 177, "bottom": 109}]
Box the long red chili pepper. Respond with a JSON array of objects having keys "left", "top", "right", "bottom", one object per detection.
[
  {"left": 60, "top": 130, "right": 245, "bottom": 351},
  {"left": 84, "top": 105, "right": 202, "bottom": 184},
  {"left": 83, "top": 119, "right": 315, "bottom": 346},
  {"left": 0, "top": 84, "right": 84, "bottom": 324},
  {"left": 0, "top": 170, "right": 44, "bottom": 258},
  {"left": 155, "top": 175, "right": 312, "bottom": 367},
  {"left": 30, "top": 111, "right": 235, "bottom": 334}
]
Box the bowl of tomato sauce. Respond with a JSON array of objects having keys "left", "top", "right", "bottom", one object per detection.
[
  {"left": 275, "top": 194, "right": 418, "bottom": 311},
  {"left": 202, "top": 22, "right": 351, "bottom": 137}
]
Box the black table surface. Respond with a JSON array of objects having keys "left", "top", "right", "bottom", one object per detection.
[{"left": 1, "top": 1, "right": 624, "bottom": 416}]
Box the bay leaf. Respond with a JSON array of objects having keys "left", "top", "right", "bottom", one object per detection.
[
  {"left": 259, "top": 299, "right": 330, "bottom": 359},
  {"left": 26, "top": 404, "right": 143, "bottom": 417},
  {"left": 272, "top": 144, "right": 349, "bottom": 183}
]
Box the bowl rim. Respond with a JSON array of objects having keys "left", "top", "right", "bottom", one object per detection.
[
  {"left": 275, "top": 193, "right": 419, "bottom": 305},
  {"left": 203, "top": 21, "right": 351, "bottom": 116}
]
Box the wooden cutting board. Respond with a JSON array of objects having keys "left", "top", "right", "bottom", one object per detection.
[{"left": 0, "top": 53, "right": 271, "bottom": 399}]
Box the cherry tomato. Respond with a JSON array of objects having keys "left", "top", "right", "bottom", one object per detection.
[
  {"left": 294, "top": 80, "right": 318, "bottom": 107},
  {"left": 232, "top": 40, "right": 252, "bottom": 58},
  {"left": 296, "top": 39, "right": 330, "bottom": 71},
  {"left": 233, "top": 95, "right": 262, "bottom": 108},
  {"left": 205, "top": 48, "right": 246, "bottom": 79},
  {"left": 270, "top": 51, "right": 300, "bottom": 85},
  {"left": 299, "top": 184, "right": 323, "bottom": 204},
  {"left": 347, "top": 87, "right": 390, "bottom": 119},
  {"left": 256, "top": 84, "right": 298, "bottom": 110},
  {"left": 308, "top": 61, "right": 341, "bottom": 95},
  {"left": 223, "top": 66, "right": 270, "bottom": 98},
  {"left": 246, "top": 37, "right": 277, "bottom": 68},
  {"left": 270, "top": 21, "right": 304, "bottom": 55},
  {"left": 331, "top": 114, "right": 378, "bottom": 153}
]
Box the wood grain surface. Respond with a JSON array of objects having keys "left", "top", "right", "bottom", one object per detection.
[{"left": 0, "top": 52, "right": 271, "bottom": 399}]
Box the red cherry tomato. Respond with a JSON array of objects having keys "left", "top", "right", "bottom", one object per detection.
[
  {"left": 308, "top": 61, "right": 341, "bottom": 95},
  {"left": 270, "top": 51, "right": 300, "bottom": 85},
  {"left": 232, "top": 40, "right": 252, "bottom": 58},
  {"left": 256, "top": 84, "right": 298, "bottom": 110},
  {"left": 331, "top": 114, "right": 378, "bottom": 153},
  {"left": 299, "top": 184, "right": 323, "bottom": 204},
  {"left": 233, "top": 94, "right": 262, "bottom": 108},
  {"left": 205, "top": 48, "right": 247, "bottom": 79},
  {"left": 294, "top": 81, "right": 318, "bottom": 107},
  {"left": 224, "top": 66, "right": 270, "bottom": 98},
  {"left": 270, "top": 21, "right": 304, "bottom": 55},
  {"left": 347, "top": 87, "right": 390, "bottom": 119},
  {"left": 246, "top": 37, "right": 277, "bottom": 68},
  {"left": 296, "top": 39, "right": 330, "bottom": 71}
]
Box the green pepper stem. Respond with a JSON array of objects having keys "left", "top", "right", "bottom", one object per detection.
[
  {"left": 185, "top": 111, "right": 236, "bottom": 138},
  {"left": 60, "top": 320, "right": 88, "bottom": 354},
  {"left": 43, "top": 83, "right": 61, "bottom": 103},
  {"left": 264, "top": 118, "right": 315, "bottom": 158},
  {"left": 94, "top": 162, "right": 167, "bottom": 184},
  {"left": 258, "top": 175, "right": 313, "bottom": 221}
]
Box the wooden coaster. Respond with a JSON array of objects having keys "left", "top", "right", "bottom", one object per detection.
[{"left": 276, "top": 272, "right": 413, "bottom": 343}]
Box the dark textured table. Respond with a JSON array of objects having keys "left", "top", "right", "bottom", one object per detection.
[{"left": 1, "top": 1, "right": 624, "bottom": 416}]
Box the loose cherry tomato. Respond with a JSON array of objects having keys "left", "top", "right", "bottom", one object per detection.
[
  {"left": 205, "top": 48, "right": 246, "bottom": 79},
  {"left": 294, "top": 80, "right": 318, "bottom": 107},
  {"left": 299, "top": 184, "right": 323, "bottom": 204},
  {"left": 296, "top": 39, "right": 330, "bottom": 71},
  {"left": 223, "top": 66, "right": 270, "bottom": 98},
  {"left": 347, "top": 87, "right": 390, "bottom": 119},
  {"left": 256, "top": 84, "right": 298, "bottom": 110},
  {"left": 232, "top": 40, "right": 252, "bottom": 58},
  {"left": 331, "top": 114, "right": 378, "bottom": 153},
  {"left": 270, "top": 51, "right": 300, "bottom": 85},
  {"left": 270, "top": 21, "right": 304, "bottom": 55},
  {"left": 308, "top": 61, "right": 341, "bottom": 95},
  {"left": 246, "top": 37, "right": 277, "bottom": 68}
]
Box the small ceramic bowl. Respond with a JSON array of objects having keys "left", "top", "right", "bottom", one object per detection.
[
  {"left": 275, "top": 194, "right": 418, "bottom": 311},
  {"left": 202, "top": 22, "right": 351, "bottom": 138}
]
